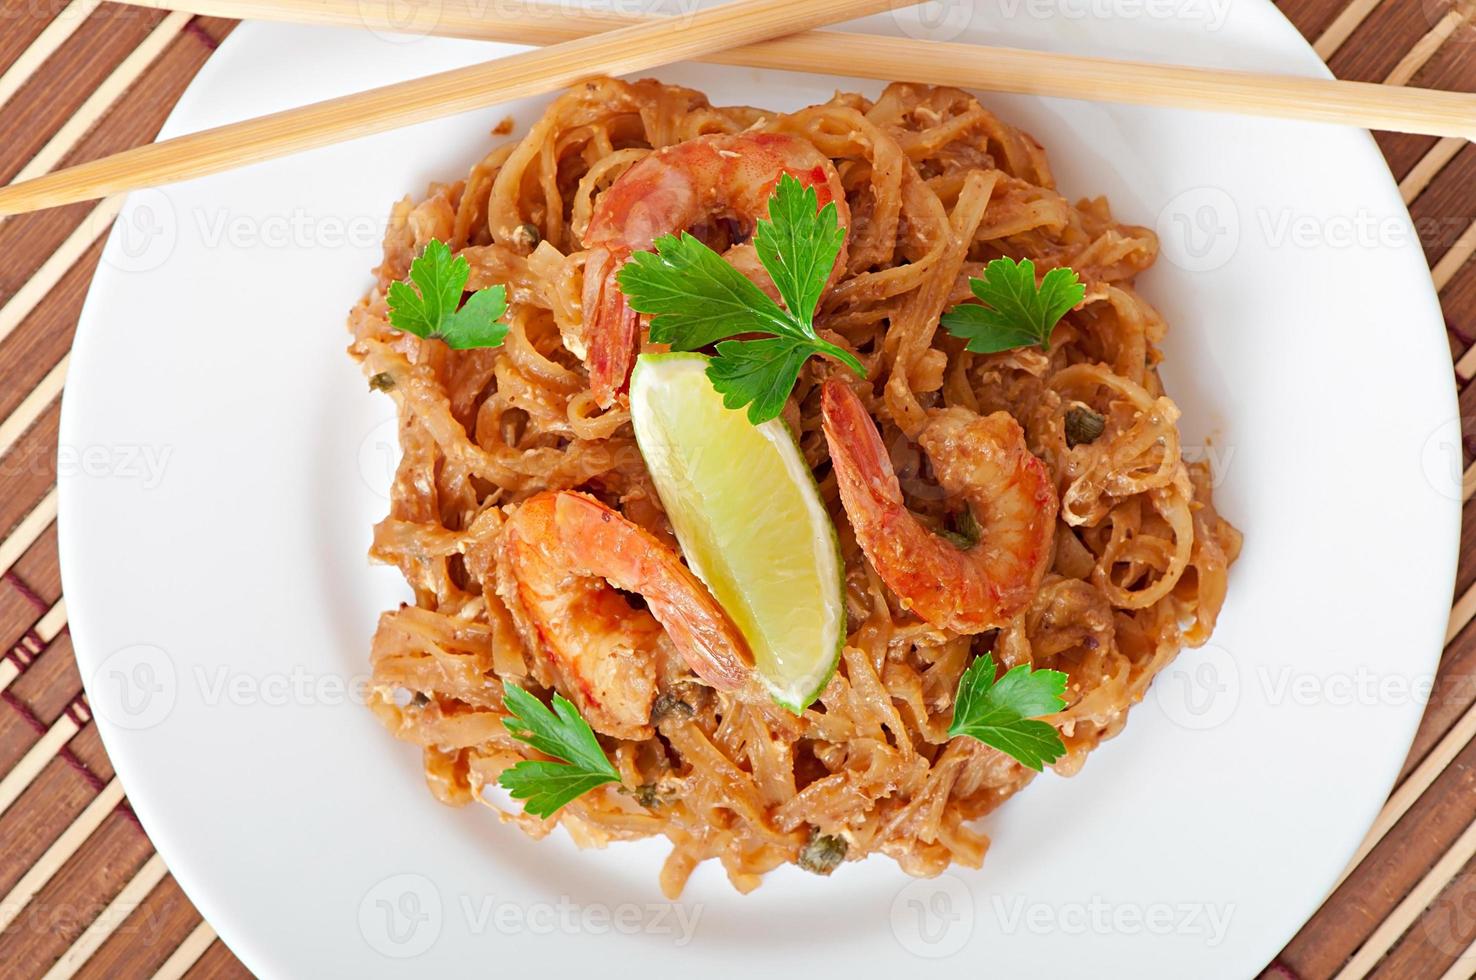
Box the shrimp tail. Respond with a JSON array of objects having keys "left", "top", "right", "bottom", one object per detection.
[
  {"left": 584, "top": 247, "right": 640, "bottom": 409},
  {"left": 821, "top": 379, "right": 920, "bottom": 572},
  {"left": 821, "top": 379, "right": 906, "bottom": 512}
]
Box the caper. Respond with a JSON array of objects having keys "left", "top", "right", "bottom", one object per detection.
[
  {"left": 797, "top": 827, "right": 848, "bottom": 875},
  {"left": 1064, "top": 404, "right": 1106, "bottom": 447}
]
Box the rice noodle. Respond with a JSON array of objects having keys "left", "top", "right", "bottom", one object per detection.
[{"left": 345, "top": 77, "right": 1242, "bottom": 897}]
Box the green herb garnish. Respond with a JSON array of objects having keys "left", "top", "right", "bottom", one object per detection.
[
  {"left": 939, "top": 509, "right": 982, "bottom": 550},
  {"left": 632, "top": 783, "right": 667, "bottom": 809},
  {"left": 947, "top": 653, "right": 1068, "bottom": 771},
  {"left": 617, "top": 174, "right": 865, "bottom": 424},
  {"left": 387, "top": 239, "right": 510, "bottom": 350},
  {"left": 497, "top": 684, "right": 621, "bottom": 818},
  {"left": 940, "top": 257, "right": 1084, "bottom": 354}
]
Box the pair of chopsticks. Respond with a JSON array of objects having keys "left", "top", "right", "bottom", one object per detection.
[{"left": 0, "top": 0, "right": 1473, "bottom": 217}]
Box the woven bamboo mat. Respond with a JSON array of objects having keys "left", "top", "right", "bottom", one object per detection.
[{"left": 0, "top": 1, "right": 1472, "bottom": 976}]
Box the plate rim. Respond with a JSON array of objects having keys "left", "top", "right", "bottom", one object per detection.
[{"left": 56, "top": 3, "right": 1461, "bottom": 975}]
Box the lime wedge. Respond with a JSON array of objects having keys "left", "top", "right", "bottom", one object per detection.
[{"left": 629, "top": 352, "right": 845, "bottom": 711}]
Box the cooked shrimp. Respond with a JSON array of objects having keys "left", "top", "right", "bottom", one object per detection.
[
  {"left": 821, "top": 380, "right": 1058, "bottom": 634},
  {"left": 582, "top": 132, "right": 851, "bottom": 407},
  {"left": 497, "top": 490, "right": 753, "bottom": 738}
]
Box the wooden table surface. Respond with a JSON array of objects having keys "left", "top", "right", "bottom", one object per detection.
[{"left": 0, "top": 1, "right": 1472, "bottom": 976}]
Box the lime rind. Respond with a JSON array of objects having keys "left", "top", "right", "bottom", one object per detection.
[
  {"left": 629, "top": 352, "right": 845, "bottom": 711},
  {"left": 749, "top": 414, "right": 845, "bottom": 712}
]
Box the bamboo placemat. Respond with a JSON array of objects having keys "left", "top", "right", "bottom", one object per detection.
[{"left": 0, "top": 1, "right": 1471, "bottom": 976}]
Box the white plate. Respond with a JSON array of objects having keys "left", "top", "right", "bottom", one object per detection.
[{"left": 58, "top": 2, "right": 1458, "bottom": 976}]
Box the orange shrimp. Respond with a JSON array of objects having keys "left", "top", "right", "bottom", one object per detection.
[
  {"left": 821, "top": 380, "right": 1058, "bottom": 634},
  {"left": 582, "top": 132, "right": 850, "bottom": 407},
  {"left": 498, "top": 491, "right": 753, "bottom": 738}
]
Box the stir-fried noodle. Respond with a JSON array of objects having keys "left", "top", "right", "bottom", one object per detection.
[{"left": 346, "top": 78, "right": 1241, "bottom": 897}]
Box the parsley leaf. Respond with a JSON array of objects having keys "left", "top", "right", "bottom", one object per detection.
[
  {"left": 497, "top": 684, "right": 621, "bottom": 818},
  {"left": 753, "top": 177, "right": 846, "bottom": 325},
  {"left": 706, "top": 337, "right": 816, "bottom": 424},
  {"left": 940, "top": 257, "right": 1084, "bottom": 354},
  {"left": 616, "top": 174, "right": 864, "bottom": 425},
  {"left": 947, "top": 653, "right": 1068, "bottom": 771},
  {"left": 386, "top": 238, "right": 510, "bottom": 350},
  {"left": 620, "top": 233, "right": 793, "bottom": 347}
]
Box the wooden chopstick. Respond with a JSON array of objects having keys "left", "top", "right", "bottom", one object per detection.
[
  {"left": 0, "top": 0, "right": 914, "bottom": 216},
  {"left": 114, "top": 0, "right": 1476, "bottom": 145}
]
